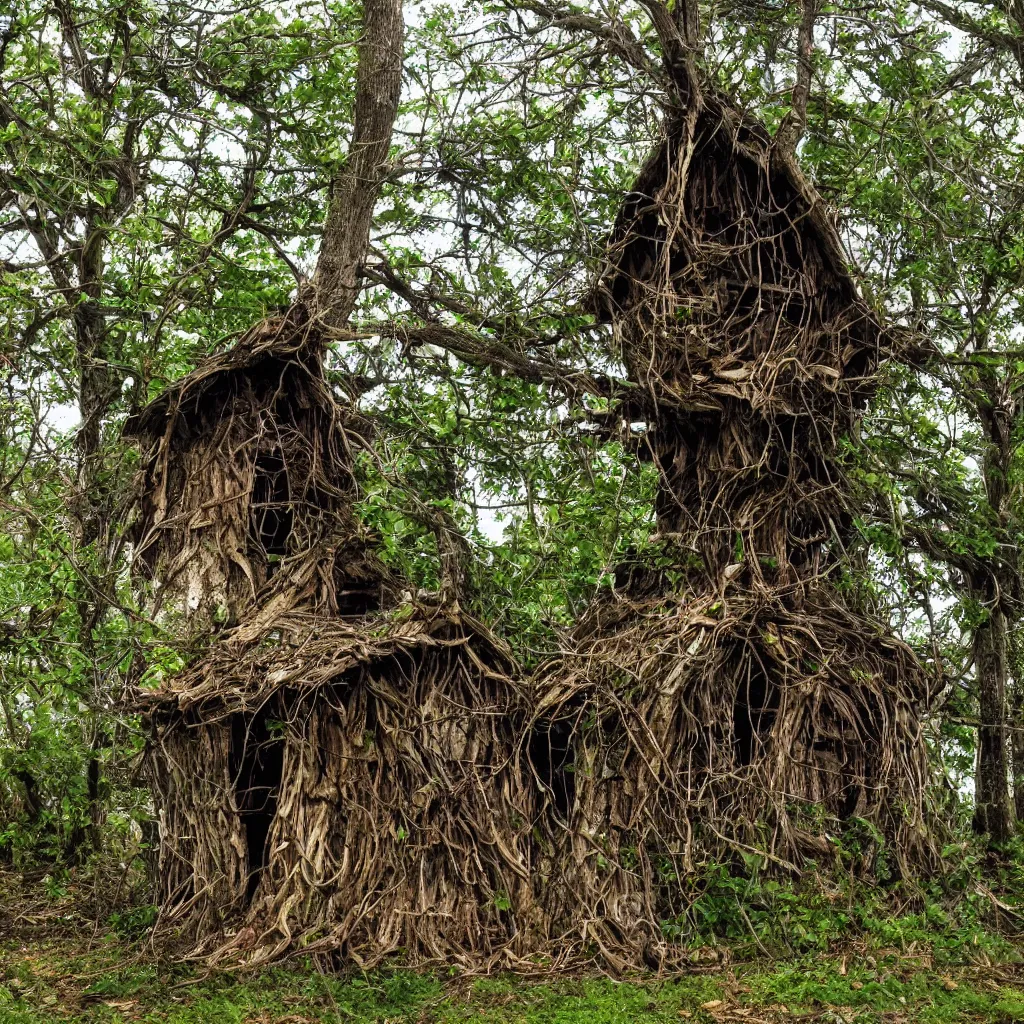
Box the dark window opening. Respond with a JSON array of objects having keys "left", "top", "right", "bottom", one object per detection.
[
  {"left": 811, "top": 731, "right": 864, "bottom": 819},
  {"left": 335, "top": 585, "right": 381, "bottom": 617},
  {"left": 230, "top": 713, "right": 285, "bottom": 901},
  {"left": 529, "top": 718, "right": 576, "bottom": 820},
  {"left": 733, "top": 666, "right": 779, "bottom": 767},
  {"left": 836, "top": 778, "right": 862, "bottom": 819},
  {"left": 251, "top": 453, "right": 293, "bottom": 561},
  {"left": 329, "top": 560, "right": 384, "bottom": 618}
]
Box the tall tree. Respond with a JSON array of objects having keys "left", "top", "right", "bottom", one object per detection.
[{"left": 800, "top": 0, "right": 1024, "bottom": 842}]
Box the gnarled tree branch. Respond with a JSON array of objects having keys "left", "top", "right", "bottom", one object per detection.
[{"left": 776, "top": 0, "right": 818, "bottom": 154}]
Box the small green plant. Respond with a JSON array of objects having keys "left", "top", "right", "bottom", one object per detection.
[
  {"left": 41, "top": 871, "right": 69, "bottom": 901},
  {"left": 107, "top": 903, "right": 158, "bottom": 940}
]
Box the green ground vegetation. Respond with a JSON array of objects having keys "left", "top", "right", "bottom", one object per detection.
[
  {"left": 4, "top": 849, "right": 1024, "bottom": 1024},
  {"left": 2, "top": 934, "right": 1023, "bottom": 1024}
]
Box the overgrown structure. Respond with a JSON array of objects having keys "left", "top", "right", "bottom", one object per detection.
[
  {"left": 131, "top": 307, "right": 538, "bottom": 965},
  {"left": 530, "top": 58, "right": 938, "bottom": 966},
  {"left": 124, "top": 304, "right": 389, "bottom": 633}
]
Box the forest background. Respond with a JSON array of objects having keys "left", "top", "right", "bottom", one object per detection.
[{"left": 4, "top": 0, "right": 1024, "bottom": 1020}]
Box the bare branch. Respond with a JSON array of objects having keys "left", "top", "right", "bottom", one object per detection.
[{"left": 511, "top": 0, "right": 661, "bottom": 81}]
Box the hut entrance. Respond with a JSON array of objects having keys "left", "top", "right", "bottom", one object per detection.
[
  {"left": 230, "top": 713, "right": 285, "bottom": 900},
  {"left": 732, "top": 664, "right": 779, "bottom": 768},
  {"left": 529, "top": 718, "right": 576, "bottom": 820}
]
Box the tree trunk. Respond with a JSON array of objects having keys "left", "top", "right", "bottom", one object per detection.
[
  {"left": 973, "top": 603, "right": 1014, "bottom": 842},
  {"left": 1009, "top": 626, "right": 1024, "bottom": 821},
  {"left": 313, "top": 0, "right": 404, "bottom": 324},
  {"left": 1013, "top": 683, "right": 1024, "bottom": 823},
  {"left": 69, "top": 219, "right": 114, "bottom": 862},
  {"left": 970, "top": 363, "right": 1017, "bottom": 843}
]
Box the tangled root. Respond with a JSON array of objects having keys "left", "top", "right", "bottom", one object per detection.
[
  {"left": 147, "top": 603, "right": 541, "bottom": 967},
  {"left": 529, "top": 570, "right": 937, "bottom": 970}
]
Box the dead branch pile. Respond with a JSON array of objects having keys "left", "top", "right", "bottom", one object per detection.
[
  {"left": 125, "top": 303, "right": 393, "bottom": 633},
  {"left": 530, "top": 81, "right": 939, "bottom": 964}
]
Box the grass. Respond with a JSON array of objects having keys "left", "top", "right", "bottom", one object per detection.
[
  {"left": 5, "top": 851, "right": 1024, "bottom": 1024},
  {"left": 2, "top": 937, "right": 1024, "bottom": 1024}
]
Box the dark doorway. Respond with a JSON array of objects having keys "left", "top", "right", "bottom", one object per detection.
[
  {"left": 732, "top": 664, "right": 779, "bottom": 767},
  {"left": 529, "top": 718, "right": 577, "bottom": 820},
  {"left": 230, "top": 713, "right": 285, "bottom": 900}
]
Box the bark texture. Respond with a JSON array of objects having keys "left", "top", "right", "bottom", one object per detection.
[
  {"left": 313, "top": 0, "right": 404, "bottom": 324},
  {"left": 974, "top": 603, "right": 1013, "bottom": 841}
]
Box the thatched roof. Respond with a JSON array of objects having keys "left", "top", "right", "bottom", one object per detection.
[
  {"left": 142, "top": 598, "right": 516, "bottom": 717},
  {"left": 574, "top": 84, "right": 905, "bottom": 578},
  {"left": 125, "top": 304, "right": 333, "bottom": 441},
  {"left": 588, "top": 87, "right": 865, "bottom": 314}
]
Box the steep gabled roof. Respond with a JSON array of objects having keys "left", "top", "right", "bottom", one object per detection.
[{"left": 586, "top": 86, "right": 874, "bottom": 335}]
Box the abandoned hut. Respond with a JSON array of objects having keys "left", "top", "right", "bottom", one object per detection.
[
  {"left": 144, "top": 600, "right": 538, "bottom": 964},
  {"left": 530, "top": 79, "right": 936, "bottom": 963},
  {"left": 131, "top": 306, "right": 538, "bottom": 964}
]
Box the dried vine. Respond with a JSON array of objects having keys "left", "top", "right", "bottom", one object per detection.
[{"left": 133, "top": 5, "right": 943, "bottom": 972}]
